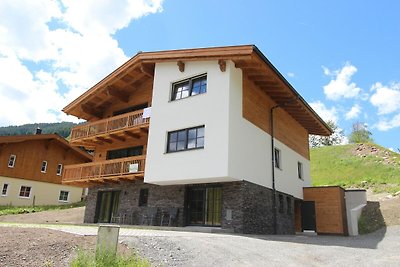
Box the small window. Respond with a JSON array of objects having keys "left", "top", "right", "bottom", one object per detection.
[
  {"left": 287, "top": 196, "right": 292, "bottom": 215},
  {"left": 59, "top": 190, "right": 69, "bottom": 202},
  {"left": 138, "top": 188, "right": 149, "bottom": 207},
  {"left": 8, "top": 155, "right": 16, "bottom": 168},
  {"left": 297, "top": 162, "right": 303, "bottom": 180},
  {"left": 57, "top": 164, "right": 63, "bottom": 176},
  {"left": 19, "top": 186, "right": 31, "bottom": 198},
  {"left": 41, "top": 161, "right": 48, "bottom": 173},
  {"left": 274, "top": 148, "right": 281, "bottom": 169},
  {"left": 278, "top": 194, "right": 284, "bottom": 213},
  {"left": 167, "top": 126, "right": 205, "bottom": 153},
  {"left": 171, "top": 75, "right": 207, "bottom": 101},
  {"left": 1, "top": 184, "right": 9, "bottom": 196}
]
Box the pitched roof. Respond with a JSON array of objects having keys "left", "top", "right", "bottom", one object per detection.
[
  {"left": 63, "top": 45, "right": 332, "bottom": 136},
  {"left": 0, "top": 134, "right": 92, "bottom": 160}
]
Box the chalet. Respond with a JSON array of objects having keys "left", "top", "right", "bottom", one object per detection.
[
  {"left": 0, "top": 133, "right": 92, "bottom": 206},
  {"left": 62, "top": 45, "right": 332, "bottom": 234}
]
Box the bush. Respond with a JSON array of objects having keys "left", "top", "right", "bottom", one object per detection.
[{"left": 70, "top": 248, "right": 150, "bottom": 267}]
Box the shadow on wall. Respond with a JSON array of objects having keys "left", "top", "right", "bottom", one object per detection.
[{"left": 244, "top": 201, "right": 387, "bottom": 249}]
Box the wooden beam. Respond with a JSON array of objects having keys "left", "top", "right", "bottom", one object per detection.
[
  {"left": 106, "top": 86, "right": 129, "bottom": 103},
  {"left": 96, "top": 137, "right": 112, "bottom": 144},
  {"left": 218, "top": 59, "right": 226, "bottom": 72},
  {"left": 177, "top": 60, "right": 185, "bottom": 72},
  {"left": 81, "top": 104, "right": 102, "bottom": 118},
  {"left": 140, "top": 127, "right": 149, "bottom": 134},
  {"left": 140, "top": 63, "right": 154, "bottom": 77},
  {"left": 109, "top": 134, "right": 126, "bottom": 142},
  {"left": 235, "top": 61, "right": 262, "bottom": 69},
  {"left": 124, "top": 131, "right": 141, "bottom": 139}
]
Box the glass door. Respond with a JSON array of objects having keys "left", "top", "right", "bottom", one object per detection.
[
  {"left": 187, "top": 187, "right": 222, "bottom": 226},
  {"left": 95, "top": 191, "right": 120, "bottom": 223}
]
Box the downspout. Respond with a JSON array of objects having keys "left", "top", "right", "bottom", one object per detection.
[{"left": 270, "top": 104, "right": 280, "bottom": 235}]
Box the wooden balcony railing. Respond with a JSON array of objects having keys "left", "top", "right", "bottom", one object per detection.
[
  {"left": 63, "top": 155, "right": 145, "bottom": 185},
  {"left": 70, "top": 109, "right": 149, "bottom": 142}
]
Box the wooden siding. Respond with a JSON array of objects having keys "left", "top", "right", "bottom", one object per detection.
[
  {"left": 243, "top": 76, "right": 310, "bottom": 159},
  {"left": 303, "top": 187, "right": 348, "bottom": 235},
  {"left": 0, "top": 139, "right": 91, "bottom": 184}
]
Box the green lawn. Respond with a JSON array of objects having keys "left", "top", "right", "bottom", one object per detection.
[
  {"left": 310, "top": 144, "right": 400, "bottom": 193},
  {"left": 0, "top": 201, "right": 85, "bottom": 216}
]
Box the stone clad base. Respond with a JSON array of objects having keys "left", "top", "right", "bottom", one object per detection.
[{"left": 84, "top": 180, "right": 295, "bottom": 235}]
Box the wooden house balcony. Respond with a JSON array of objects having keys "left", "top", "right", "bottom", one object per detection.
[
  {"left": 62, "top": 155, "right": 145, "bottom": 186},
  {"left": 70, "top": 109, "right": 150, "bottom": 148}
]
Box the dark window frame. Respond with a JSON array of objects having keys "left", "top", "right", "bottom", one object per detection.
[
  {"left": 8, "top": 154, "right": 16, "bottom": 168},
  {"left": 171, "top": 74, "right": 207, "bottom": 101},
  {"left": 274, "top": 148, "right": 281, "bottom": 169},
  {"left": 138, "top": 188, "right": 149, "bottom": 207},
  {"left": 167, "top": 126, "right": 205, "bottom": 153},
  {"left": 1, "top": 183, "right": 9, "bottom": 196},
  {"left": 59, "top": 190, "right": 69, "bottom": 202},
  {"left": 297, "top": 161, "right": 303, "bottom": 180},
  {"left": 41, "top": 161, "right": 48, "bottom": 173},
  {"left": 19, "top": 186, "right": 31, "bottom": 198}
]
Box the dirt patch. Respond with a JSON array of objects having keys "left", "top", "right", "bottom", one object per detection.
[
  {"left": 0, "top": 207, "right": 85, "bottom": 224},
  {"left": 0, "top": 227, "right": 95, "bottom": 267}
]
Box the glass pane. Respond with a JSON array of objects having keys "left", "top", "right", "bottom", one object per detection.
[
  {"left": 177, "top": 141, "right": 186, "bottom": 151},
  {"left": 188, "top": 129, "right": 197, "bottom": 139},
  {"left": 169, "top": 142, "right": 177, "bottom": 152},
  {"left": 187, "top": 139, "right": 196, "bottom": 149},
  {"left": 181, "top": 89, "right": 189, "bottom": 98},
  {"left": 196, "top": 137, "right": 204, "bottom": 148},
  {"left": 197, "top": 127, "right": 204, "bottom": 137},
  {"left": 169, "top": 132, "right": 178, "bottom": 142},
  {"left": 177, "top": 130, "right": 187, "bottom": 141}
]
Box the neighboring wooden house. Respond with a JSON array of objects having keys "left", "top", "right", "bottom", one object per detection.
[
  {"left": 0, "top": 133, "right": 92, "bottom": 206},
  {"left": 62, "top": 45, "right": 332, "bottom": 234}
]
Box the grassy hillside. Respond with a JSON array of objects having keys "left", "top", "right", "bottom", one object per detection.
[
  {"left": 0, "top": 122, "right": 76, "bottom": 138},
  {"left": 311, "top": 143, "right": 400, "bottom": 194}
]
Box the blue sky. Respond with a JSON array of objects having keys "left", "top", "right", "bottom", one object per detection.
[{"left": 0, "top": 0, "right": 399, "bottom": 150}]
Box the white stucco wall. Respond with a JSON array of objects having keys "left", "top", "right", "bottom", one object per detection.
[
  {"left": 0, "top": 176, "right": 84, "bottom": 206},
  {"left": 145, "top": 60, "right": 311, "bottom": 199},
  {"left": 226, "top": 62, "right": 310, "bottom": 199},
  {"left": 145, "top": 61, "right": 235, "bottom": 184}
]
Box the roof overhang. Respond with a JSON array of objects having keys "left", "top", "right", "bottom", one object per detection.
[
  {"left": 63, "top": 45, "right": 332, "bottom": 136},
  {"left": 0, "top": 134, "right": 92, "bottom": 161}
]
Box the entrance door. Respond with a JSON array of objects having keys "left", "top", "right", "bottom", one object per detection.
[
  {"left": 94, "top": 191, "right": 120, "bottom": 223},
  {"left": 187, "top": 187, "right": 222, "bottom": 226},
  {"left": 301, "top": 201, "right": 316, "bottom": 231}
]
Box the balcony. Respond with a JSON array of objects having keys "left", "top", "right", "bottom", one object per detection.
[
  {"left": 62, "top": 155, "right": 145, "bottom": 186},
  {"left": 70, "top": 109, "right": 150, "bottom": 147}
]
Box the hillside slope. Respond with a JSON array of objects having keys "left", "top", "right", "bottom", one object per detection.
[
  {"left": 0, "top": 122, "right": 76, "bottom": 138},
  {"left": 311, "top": 143, "right": 400, "bottom": 194}
]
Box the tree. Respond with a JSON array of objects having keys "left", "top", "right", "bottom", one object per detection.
[
  {"left": 309, "top": 120, "right": 347, "bottom": 148},
  {"left": 348, "top": 122, "right": 373, "bottom": 143}
]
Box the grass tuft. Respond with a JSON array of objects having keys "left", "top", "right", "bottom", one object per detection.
[
  {"left": 70, "top": 248, "right": 150, "bottom": 267},
  {"left": 0, "top": 201, "right": 85, "bottom": 216}
]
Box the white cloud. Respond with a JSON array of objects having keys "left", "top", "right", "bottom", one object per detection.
[
  {"left": 309, "top": 101, "right": 338, "bottom": 124},
  {"left": 322, "top": 62, "right": 362, "bottom": 100},
  {"left": 345, "top": 104, "right": 361, "bottom": 120},
  {"left": 0, "top": 0, "right": 164, "bottom": 126},
  {"left": 374, "top": 114, "right": 400, "bottom": 131},
  {"left": 287, "top": 72, "right": 295, "bottom": 77},
  {"left": 370, "top": 82, "right": 400, "bottom": 115}
]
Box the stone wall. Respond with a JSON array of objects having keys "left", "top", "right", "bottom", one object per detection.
[{"left": 84, "top": 180, "right": 295, "bottom": 234}]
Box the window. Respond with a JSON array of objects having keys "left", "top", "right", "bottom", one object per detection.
[
  {"left": 19, "top": 186, "right": 31, "bottom": 198},
  {"left": 297, "top": 162, "right": 303, "bottom": 180},
  {"left": 41, "top": 161, "right": 48, "bottom": 173},
  {"left": 57, "top": 164, "right": 63, "bottom": 176},
  {"left": 138, "top": 188, "right": 149, "bottom": 207},
  {"left": 278, "top": 194, "right": 284, "bottom": 213},
  {"left": 287, "top": 196, "right": 292, "bottom": 215},
  {"left": 274, "top": 148, "right": 281, "bottom": 169},
  {"left": 8, "top": 155, "right": 16, "bottom": 168},
  {"left": 171, "top": 74, "right": 207, "bottom": 101},
  {"left": 59, "top": 190, "right": 69, "bottom": 202},
  {"left": 167, "top": 126, "right": 205, "bottom": 153},
  {"left": 1, "top": 184, "right": 9, "bottom": 196},
  {"left": 106, "top": 146, "right": 143, "bottom": 160}
]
